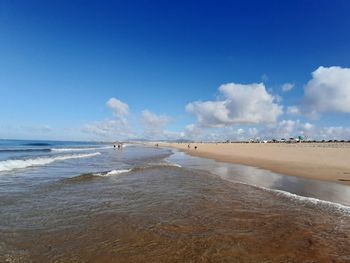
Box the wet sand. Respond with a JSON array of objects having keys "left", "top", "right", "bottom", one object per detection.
[{"left": 162, "top": 143, "right": 350, "bottom": 185}]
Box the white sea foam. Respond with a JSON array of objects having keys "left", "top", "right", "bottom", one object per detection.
[
  {"left": 93, "top": 169, "right": 132, "bottom": 177},
  {"left": 234, "top": 180, "right": 350, "bottom": 215},
  {"left": 269, "top": 188, "right": 350, "bottom": 214},
  {"left": 0, "top": 152, "right": 101, "bottom": 172},
  {"left": 51, "top": 146, "right": 112, "bottom": 152}
]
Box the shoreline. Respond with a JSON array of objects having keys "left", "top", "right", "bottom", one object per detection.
[{"left": 161, "top": 142, "right": 350, "bottom": 186}]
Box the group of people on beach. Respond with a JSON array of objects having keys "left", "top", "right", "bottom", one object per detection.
[{"left": 113, "top": 143, "right": 123, "bottom": 150}]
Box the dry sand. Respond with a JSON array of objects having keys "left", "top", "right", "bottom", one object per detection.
[{"left": 162, "top": 142, "right": 350, "bottom": 185}]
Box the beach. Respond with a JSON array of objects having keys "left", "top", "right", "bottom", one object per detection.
[{"left": 162, "top": 142, "right": 350, "bottom": 185}]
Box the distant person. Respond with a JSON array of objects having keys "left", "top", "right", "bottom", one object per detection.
[
  {"left": 187, "top": 144, "right": 191, "bottom": 149},
  {"left": 194, "top": 146, "right": 197, "bottom": 150},
  {"left": 117, "top": 144, "right": 121, "bottom": 150},
  {"left": 113, "top": 144, "right": 116, "bottom": 149}
]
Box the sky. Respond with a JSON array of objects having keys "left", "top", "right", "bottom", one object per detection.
[{"left": 1, "top": 0, "right": 350, "bottom": 141}]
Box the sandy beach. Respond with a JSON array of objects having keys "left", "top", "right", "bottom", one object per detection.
[{"left": 162, "top": 142, "right": 350, "bottom": 185}]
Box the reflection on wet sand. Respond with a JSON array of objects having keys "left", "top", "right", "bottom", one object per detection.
[{"left": 168, "top": 150, "right": 350, "bottom": 206}]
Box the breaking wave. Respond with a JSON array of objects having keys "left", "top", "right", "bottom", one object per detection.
[
  {"left": 0, "top": 152, "right": 101, "bottom": 172},
  {"left": 93, "top": 169, "right": 132, "bottom": 177},
  {"left": 0, "top": 148, "right": 51, "bottom": 153},
  {"left": 141, "top": 162, "right": 182, "bottom": 168},
  {"left": 63, "top": 169, "right": 133, "bottom": 183},
  {"left": 0, "top": 146, "right": 111, "bottom": 153},
  {"left": 66, "top": 163, "right": 182, "bottom": 182},
  {"left": 51, "top": 146, "right": 111, "bottom": 152}
]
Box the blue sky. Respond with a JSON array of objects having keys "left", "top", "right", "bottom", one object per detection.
[{"left": 1, "top": 0, "right": 350, "bottom": 141}]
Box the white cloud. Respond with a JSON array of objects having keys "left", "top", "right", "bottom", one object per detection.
[
  {"left": 259, "top": 122, "right": 349, "bottom": 140},
  {"left": 265, "top": 120, "right": 296, "bottom": 139},
  {"left": 302, "top": 66, "right": 350, "bottom": 117},
  {"left": 237, "top": 128, "right": 245, "bottom": 135},
  {"left": 80, "top": 70, "right": 350, "bottom": 142},
  {"left": 141, "top": 110, "right": 172, "bottom": 139},
  {"left": 281, "top": 83, "right": 294, "bottom": 92},
  {"left": 303, "top": 122, "right": 314, "bottom": 132},
  {"left": 82, "top": 119, "right": 134, "bottom": 140},
  {"left": 106, "top": 98, "right": 129, "bottom": 118},
  {"left": 287, "top": 106, "right": 300, "bottom": 115},
  {"left": 319, "top": 126, "right": 350, "bottom": 140},
  {"left": 83, "top": 98, "right": 133, "bottom": 140},
  {"left": 182, "top": 124, "right": 258, "bottom": 142},
  {"left": 274, "top": 94, "right": 283, "bottom": 103},
  {"left": 184, "top": 124, "right": 203, "bottom": 139},
  {"left": 186, "top": 82, "right": 283, "bottom": 127},
  {"left": 180, "top": 121, "right": 350, "bottom": 141},
  {"left": 261, "top": 120, "right": 315, "bottom": 139},
  {"left": 206, "top": 121, "right": 315, "bottom": 141},
  {"left": 248, "top": 127, "right": 258, "bottom": 137}
]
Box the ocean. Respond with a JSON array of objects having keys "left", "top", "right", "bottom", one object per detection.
[{"left": 1, "top": 139, "right": 350, "bottom": 262}]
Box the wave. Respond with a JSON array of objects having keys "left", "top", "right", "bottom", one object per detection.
[
  {"left": 59, "top": 160, "right": 183, "bottom": 185},
  {"left": 231, "top": 180, "right": 350, "bottom": 215},
  {"left": 63, "top": 173, "right": 102, "bottom": 182},
  {"left": 269, "top": 188, "right": 350, "bottom": 215},
  {"left": 63, "top": 169, "right": 132, "bottom": 183},
  {"left": 127, "top": 162, "right": 182, "bottom": 173},
  {"left": 66, "top": 163, "right": 181, "bottom": 182},
  {"left": 162, "top": 162, "right": 182, "bottom": 168},
  {"left": 140, "top": 162, "right": 182, "bottom": 168},
  {"left": 51, "top": 146, "right": 111, "bottom": 152},
  {"left": 0, "top": 148, "right": 51, "bottom": 153},
  {"left": 0, "top": 146, "right": 111, "bottom": 153},
  {"left": 93, "top": 169, "right": 132, "bottom": 177},
  {"left": 0, "top": 152, "right": 101, "bottom": 172}
]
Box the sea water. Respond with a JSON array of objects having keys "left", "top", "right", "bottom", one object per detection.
[{"left": 1, "top": 140, "right": 350, "bottom": 262}]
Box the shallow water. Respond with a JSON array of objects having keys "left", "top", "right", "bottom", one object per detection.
[
  {"left": 1, "top": 142, "right": 350, "bottom": 262},
  {"left": 167, "top": 150, "right": 350, "bottom": 207}
]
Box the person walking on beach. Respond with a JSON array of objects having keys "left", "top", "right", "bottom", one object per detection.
[
  {"left": 194, "top": 146, "right": 197, "bottom": 150},
  {"left": 188, "top": 144, "right": 191, "bottom": 149}
]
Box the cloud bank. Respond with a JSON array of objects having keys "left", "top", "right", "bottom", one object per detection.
[{"left": 81, "top": 66, "right": 350, "bottom": 141}]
